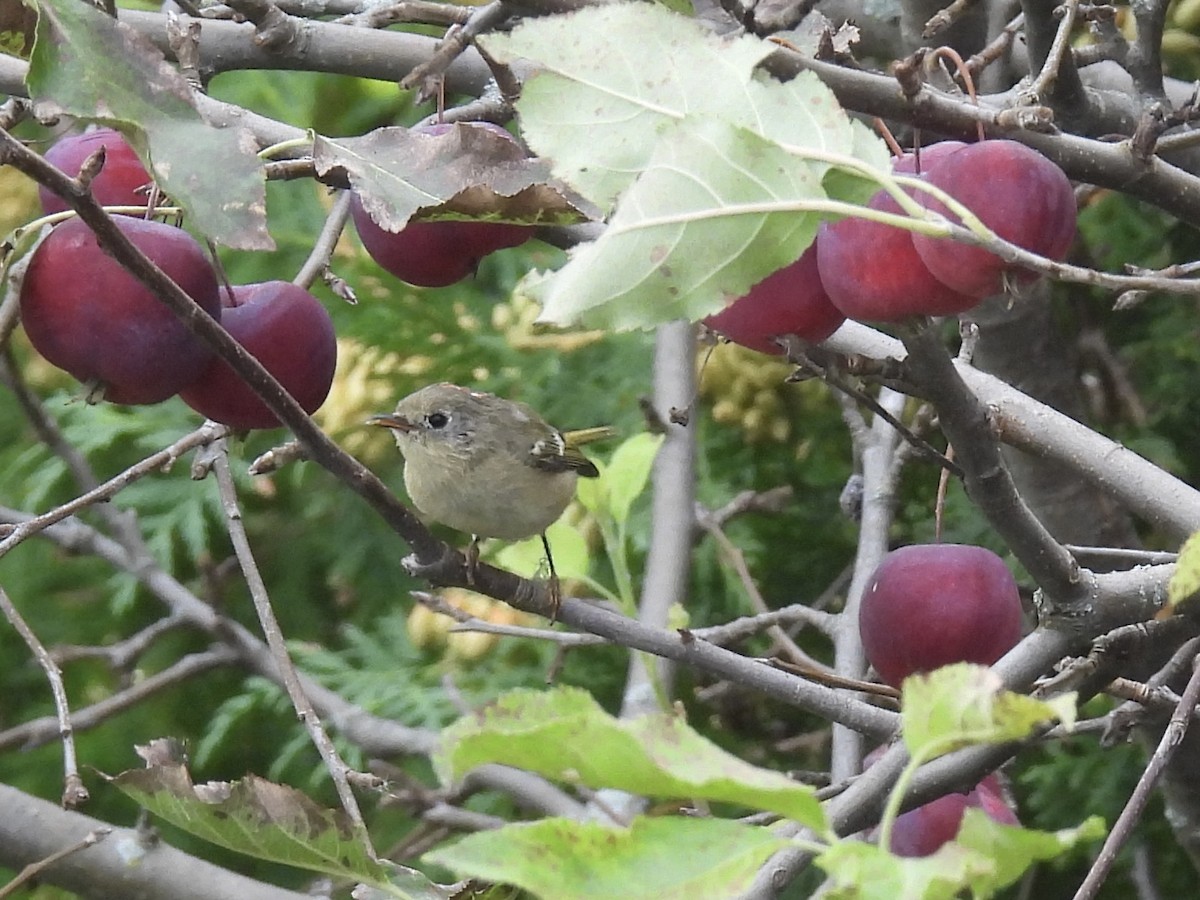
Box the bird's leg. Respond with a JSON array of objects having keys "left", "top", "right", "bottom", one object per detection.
[
  {"left": 541, "top": 532, "right": 561, "bottom": 623},
  {"left": 465, "top": 535, "right": 480, "bottom": 585}
]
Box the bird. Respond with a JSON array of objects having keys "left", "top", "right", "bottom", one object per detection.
[{"left": 368, "top": 382, "right": 611, "bottom": 619}]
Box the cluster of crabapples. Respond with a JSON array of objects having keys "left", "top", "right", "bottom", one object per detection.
[
  {"left": 704, "top": 139, "right": 1077, "bottom": 346},
  {"left": 21, "top": 129, "right": 337, "bottom": 428},
  {"left": 20, "top": 124, "right": 539, "bottom": 420},
  {"left": 861, "top": 544, "right": 1026, "bottom": 855}
]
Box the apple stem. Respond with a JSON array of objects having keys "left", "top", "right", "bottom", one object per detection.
[{"left": 257, "top": 136, "right": 314, "bottom": 160}]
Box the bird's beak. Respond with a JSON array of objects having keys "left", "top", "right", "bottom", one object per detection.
[{"left": 366, "top": 413, "right": 415, "bottom": 431}]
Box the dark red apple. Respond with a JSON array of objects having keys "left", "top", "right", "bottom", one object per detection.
[
  {"left": 20, "top": 216, "right": 220, "bottom": 405},
  {"left": 889, "top": 777, "right": 1019, "bottom": 857},
  {"left": 817, "top": 142, "right": 974, "bottom": 322},
  {"left": 39, "top": 128, "right": 153, "bottom": 215},
  {"left": 911, "top": 140, "right": 1076, "bottom": 298},
  {"left": 862, "top": 747, "right": 1019, "bottom": 857},
  {"left": 179, "top": 282, "right": 337, "bottom": 429},
  {"left": 858, "top": 544, "right": 1023, "bottom": 688},
  {"left": 702, "top": 244, "right": 844, "bottom": 354},
  {"left": 351, "top": 123, "right": 534, "bottom": 288}
]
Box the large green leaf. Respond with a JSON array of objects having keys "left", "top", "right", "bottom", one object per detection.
[
  {"left": 425, "top": 816, "right": 787, "bottom": 900},
  {"left": 483, "top": 3, "right": 775, "bottom": 210},
  {"left": 482, "top": 3, "right": 881, "bottom": 209},
  {"left": 28, "top": 0, "right": 270, "bottom": 249},
  {"left": 526, "top": 118, "right": 827, "bottom": 329},
  {"left": 435, "top": 686, "right": 827, "bottom": 831}
]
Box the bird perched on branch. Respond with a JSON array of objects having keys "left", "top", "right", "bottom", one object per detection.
[{"left": 369, "top": 382, "right": 611, "bottom": 619}]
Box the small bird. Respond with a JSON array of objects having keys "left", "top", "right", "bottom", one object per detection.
[{"left": 368, "top": 383, "right": 611, "bottom": 618}]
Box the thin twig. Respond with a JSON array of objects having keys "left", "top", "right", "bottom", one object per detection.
[
  {"left": 695, "top": 509, "right": 835, "bottom": 671},
  {"left": 966, "top": 12, "right": 1023, "bottom": 76},
  {"left": 293, "top": 188, "right": 352, "bottom": 290},
  {"left": 1073, "top": 650, "right": 1200, "bottom": 900},
  {"left": 0, "top": 423, "right": 228, "bottom": 561},
  {"left": 923, "top": 0, "right": 980, "bottom": 38},
  {"left": 0, "top": 648, "right": 238, "bottom": 752},
  {"left": 0, "top": 347, "right": 103, "bottom": 496},
  {"left": 207, "top": 447, "right": 377, "bottom": 857},
  {"left": 398, "top": 0, "right": 508, "bottom": 98},
  {"left": 690, "top": 603, "right": 838, "bottom": 644},
  {"left": 52, "top": 615, "right": 189, "bottom": 667},
  {"left": 0, "top": 586, "right": 88, "bottom": 807},
  {"left": 0, "top": 827, "right": 111, "bottom": 898},
  {"left": 1026, "top": 0, "right": 1080, "bottom": 102},
  {"left": 768, "top": 658, "right": 901, "bottom": 703},
  {"left": 779, "top": 336, "right": 963, "bottom": 478}
]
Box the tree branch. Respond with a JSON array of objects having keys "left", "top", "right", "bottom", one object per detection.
[{"left": 0, "top": 783, "right": 309, "bottom": 900}]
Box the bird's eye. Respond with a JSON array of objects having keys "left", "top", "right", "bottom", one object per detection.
[{"left": 427, "top": 412, "right": 449, "bottom": 429}]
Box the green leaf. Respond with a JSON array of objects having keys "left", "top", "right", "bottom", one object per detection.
[
  {"left": 816, "top": 840, "right": 996, "bottom": 900},
  {"left": 482, "top": 3, "right": 887, "bottom": 330},
  {"left": 108, "top": 761, "right": 448, "bottom": 898},
  {"left": 482, "top": 3, "right": 882, "bottom": 209},
  {"left": 901, "top": 664, "right": 1077, "bottom": 760},
  {"left": 1165, "top": 530, "right": 1200, "bottom": 613},
  {"left": 424, "top": 816, "right": 787, "bottom": 900},
  {"left": 606, "top": 432, "right": 664, "bottom": 525},
  {"left": 577, "top": 432, "right": 664, "bottom": 524},
  {"left": 28, "top": 0, "right": 270, "bottom": 249},
  {"left": 817, "top": 812, "right": 1106, "bottom": 899},
  {"left": 527, "top": 118, "right": 826, "bottom": 330},
  {"left": 483, "top": 4, "right": 774, "bottom": 210},
  {"left": 955, "top": 810, "right": 1106, "bottom": 894},
  {"left": 435, "top": 686, "right": 826, "bottom": 831},
  {"left": 493, "top": 517, "right": 591, "bottom": 581}
]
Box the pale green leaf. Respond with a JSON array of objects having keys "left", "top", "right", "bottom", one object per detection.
[
  {"left": 576, "top": 433, "right": 663, "bottom": 524},
  {"left": 492, "top": 517, "right": 590, "bottom": 581},
  {"left": 956, "top": 810, "right": 1106, "bottom": 894},
  {"left": 483, "top": 3, "right": 887, "bottom": 331},
  {"left": 1166, "top": 530, "right": 1200, "bottom": 613},
  {"left": 435, "top": 687, "right": 826, "bottom": 830},
  {"left": 575, "top": 457, "right": 607, "bottom": 515},
  {"left": 28, "top": 0, "right": 270, "bottom": 249},
  {"left": 482, "top": 4, "right": 775, "bottom": 209},
  {"left": 901, "top": 664, "right": 1077, "bottom": 760},
  {"left": 818, "top": 812, "right": 1105, "bottom": 900},
  {"left": 483, "top": 4, "right": 882, "bottom": 208},
  {"left": 606, "top": 432, "right": 664, "bottom": 525},
  {"left": 529, "top": 118, "right": 825, "bottom": 330},
  {"left": 425, "top": 816, "right": 786, "bottom": 900},
  {"left": 816, "top": 840, "right": 996, "bottom": 900}
]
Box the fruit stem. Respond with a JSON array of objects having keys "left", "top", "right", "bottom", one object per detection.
[
  {"left": 772, "top": 141, "right": 996, "bottom": 239},
  {"left": 258, "top": 135, "right": 315, "bottom": 160}
]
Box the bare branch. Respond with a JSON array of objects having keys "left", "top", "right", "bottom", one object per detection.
[
  {"left": 0, "top": 783, "right": 310, "bottom": 900},
  {"left": 0, "top": 648, "right": 238, "bottom": 753},
  {"left": 1075, "top": 648, "right": 1200, "bottom": 899},
  {"left": 0, "top": 587, "right": 87, "bottom": 807},
  {"left": 0, "top": 827, "right": 110, "bottom": 899},
  {"left": 207, "top": 448, "right": 378, "bottom": 854}
]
